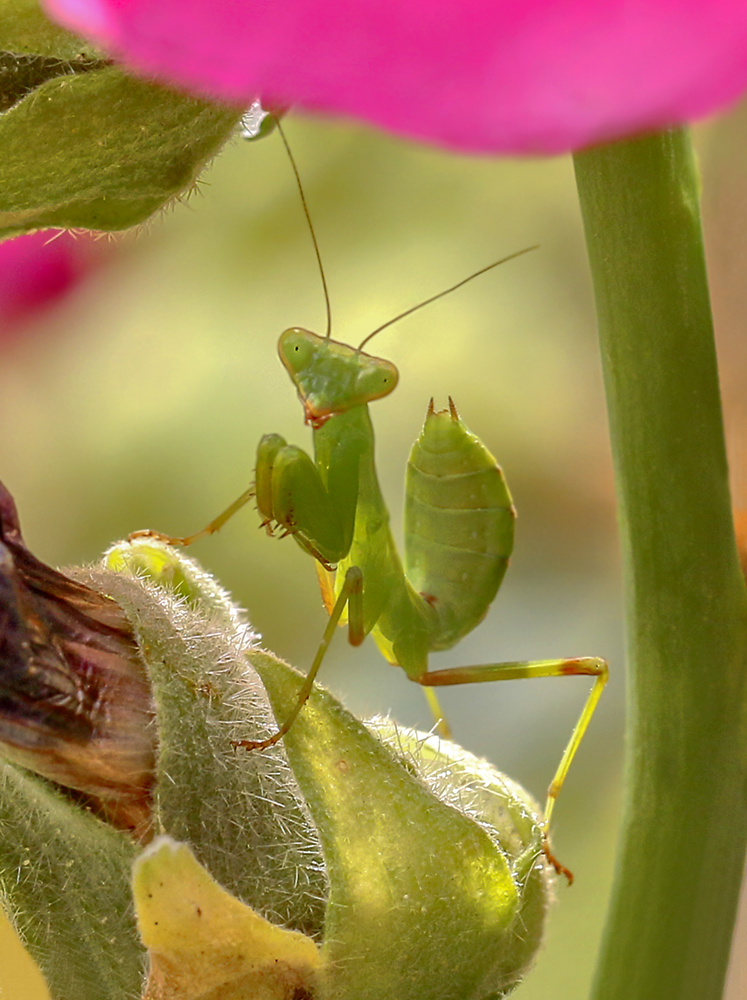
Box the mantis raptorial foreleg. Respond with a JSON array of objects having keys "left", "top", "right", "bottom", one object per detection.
[
  {"left": 130, "top": 425, "right": 360, "bottom": 564},
  {"left": 253, "top": 433, "right": 359, "bottom": 566}
]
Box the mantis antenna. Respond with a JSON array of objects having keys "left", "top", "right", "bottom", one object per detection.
[
  {"left": 276, "top": 116, "right": 535, "bottom": 354},
  {"left": 275, "top": 118, "right": 333, "bottom": 340},
  {"left": 357, "top": 245, "right": 538, "bottom": 352}
]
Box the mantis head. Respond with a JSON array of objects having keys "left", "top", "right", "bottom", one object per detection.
[{"left": 278, "top": 328, "right": 399, "bottom": 428}]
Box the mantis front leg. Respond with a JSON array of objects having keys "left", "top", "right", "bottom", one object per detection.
[{"left": 253, "top": 433, "right": 359, "bottom": 566}]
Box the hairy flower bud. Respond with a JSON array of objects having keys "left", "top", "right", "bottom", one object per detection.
[{"left": 0, "top": 480, "right": 551, "bottom": 1000}]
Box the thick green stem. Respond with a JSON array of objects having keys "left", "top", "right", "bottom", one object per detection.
[{"left": 574, "top": 130, "right": 747, "bottom": 1000}]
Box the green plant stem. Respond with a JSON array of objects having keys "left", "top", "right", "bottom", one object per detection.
[{"left": 574, "top": 129, "right": 747, "bottom": 1000}]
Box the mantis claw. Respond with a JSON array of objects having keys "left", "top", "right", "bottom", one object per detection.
[
  {"left": 231, "top": 736, "right": 282, "bottom": 752},
  {"left": 542, "top": 834, "right": 574, "bottom": 886}
]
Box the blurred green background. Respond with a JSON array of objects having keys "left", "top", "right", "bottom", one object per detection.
[{"left": 1, "top": 106, "right": 746, "bottom": 998}]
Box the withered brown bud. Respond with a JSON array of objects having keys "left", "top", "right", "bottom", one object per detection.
[{"left": 0, "top": 480, "right": 155, "bottom": 836}]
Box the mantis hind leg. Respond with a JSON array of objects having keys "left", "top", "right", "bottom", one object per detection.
[
  {"left": 419, "top": 656, "right": 608, "bottom": 883},
  {"left": 233, "top": 566, "right": 364, "bottom": 752}
]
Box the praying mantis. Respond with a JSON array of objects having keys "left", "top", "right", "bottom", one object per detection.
[{"left": 135, "top": 125, "right": 608, "bottom": 880}]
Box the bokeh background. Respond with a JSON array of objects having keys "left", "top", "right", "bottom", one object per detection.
[{"left": 1, "top": 101, "right": 746, "bottom": 998}]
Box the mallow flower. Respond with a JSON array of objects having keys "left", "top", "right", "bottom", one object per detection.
[
  {"left": 41, "top": 0, "right": 747, "bottom": 153},
  {"left": 0, "top": 232, "right": 100, "bottom": 333},
  {"left": 4, "top": 3, "right": 747, "bottom": 1000}
]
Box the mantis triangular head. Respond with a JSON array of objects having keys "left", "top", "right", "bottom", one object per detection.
[{"left": 278, "top": 327, "right": 399, "bottom": 428}]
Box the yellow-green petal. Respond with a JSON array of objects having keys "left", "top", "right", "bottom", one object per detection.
[{"left": 133, "top": 837, "right": 320, "bottom": 1000}]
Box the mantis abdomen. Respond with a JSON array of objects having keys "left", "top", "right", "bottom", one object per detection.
[{"left": 405, "top": 398, "right": 516, "bottom": 651}]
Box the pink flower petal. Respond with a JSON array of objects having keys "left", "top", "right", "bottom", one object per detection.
[
  {"left": 0, "top": 232, "right": 99, "bottom": 335},
  {"left": 43, "top": 0, "right": 747, "bottom": 153}
]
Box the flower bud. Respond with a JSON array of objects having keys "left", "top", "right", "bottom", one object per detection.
[
  {"left": 254, "top": 653, "right": 552, "bottom": 1000},
  {"left": 0, "top": 481, "right": 551, "bottom": 1000}
]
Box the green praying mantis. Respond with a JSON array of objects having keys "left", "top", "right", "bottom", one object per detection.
[{"left": 136, "top": 126, "right": 607, "bottom": 881}]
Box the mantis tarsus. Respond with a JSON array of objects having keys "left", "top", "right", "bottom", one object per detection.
[{"left": 136, "top": 127, "right": 608, "bottom": 881}]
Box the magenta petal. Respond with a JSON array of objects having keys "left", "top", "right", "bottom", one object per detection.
[
  {"left": 43, "top": 0, "right": 747, "bottom": 153},
  {"left": 0, "top": 232, "right": 98, "bottom": 334}
]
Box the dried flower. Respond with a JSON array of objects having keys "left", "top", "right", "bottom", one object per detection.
[{"left": 0, "top": 479, "right": 155, "bottom": 835}]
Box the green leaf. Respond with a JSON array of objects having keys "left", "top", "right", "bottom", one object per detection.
[{"left": 0, "top": 1, "right": 242, "bottom": 237}]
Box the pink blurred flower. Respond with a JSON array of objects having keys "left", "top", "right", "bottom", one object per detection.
[
  {"left": 0, "top": 232, "right": 98, "bottom": 334},
  {"left": 43, "top": 0, "right": 747, "bottom": 153}
]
